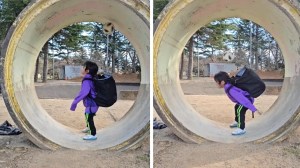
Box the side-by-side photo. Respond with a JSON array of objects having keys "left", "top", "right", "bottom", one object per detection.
[
  {"left": 154, "top": 0, "right": 300, "bottom": 167},
  {"left": 2, "top": 0, "right": 300, "bottom": 167}
]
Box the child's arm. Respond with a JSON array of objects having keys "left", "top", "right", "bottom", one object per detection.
[
  {"left": 70, "top": 80, "right": 91, "bottom": 111},
  {"left": 229, "top": 89, "right": 257, "bottom": 112}
]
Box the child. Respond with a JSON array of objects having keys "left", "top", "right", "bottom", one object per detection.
[
  {"left": 214, "top": 71, "right": 262, "bottom": 135},
  {"left": 70, "top": 61, "right": 99, "bottom": 140}
]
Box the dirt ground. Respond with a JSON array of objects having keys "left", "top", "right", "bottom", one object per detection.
[
  {"left": 154, "top": 126, "right": 300, "bottom": 168},
  {"left": 1, "top": 75, "right": 300, "bottom": 168},
  {"left": 154, "top": 78, "right": 300, "bottom": 168},
  {"left": 0, "top": 98, "right": 149, "bottom": 168},
  {"left": 256, "top": 70, "right": 284, "bottom": 79}
]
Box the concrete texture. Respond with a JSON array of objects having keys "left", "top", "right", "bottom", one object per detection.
[
  {"left": 0, "top": 0, "right": 149, "bottom": 150},
  {"left": 154, "top": 0, "right": 300, "bottom": 143}
]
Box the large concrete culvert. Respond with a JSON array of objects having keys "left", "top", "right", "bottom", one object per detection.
[
  {"left": 0, "top": 0, "right": 149, "bottom": 150},
  {"left": 154, "top": 0, "right": 300, "bottom": 143}
]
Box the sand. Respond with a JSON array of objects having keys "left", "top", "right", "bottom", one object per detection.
[
  {"left": 154, "top": 94, "right": 300, "bottom": 168},
  {"left": 0, "top": 98, "right": 149, "bottom": 168},
  {"left": 1, "top": 77, "right": 300, "bottom": 168}
]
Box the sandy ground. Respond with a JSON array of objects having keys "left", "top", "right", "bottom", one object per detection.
[
  {"left": 154, "top": 78, "right": 300, "bottom": 168},
  {"left": 40, "top": 99, "right": 134, "bottom": 130},
  {"left": 1, "top": 76, "right": 300, "bottom": 168},
  {"left": 0, "top": 98, "right": 149, "bottom": 168},
  {"left": 184, "top": 95, "right": 277, "bottom": 124},
  {"left": 154, "top": 126, "right": 300, "bottom": 168}
]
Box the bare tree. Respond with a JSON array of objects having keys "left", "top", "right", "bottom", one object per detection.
[
  {"left": 187, "top": 36, "right": 194, "bottom": 80},
  {"left": 34, "top": 54, "right": 41, "bottom": 82},
  {"left": 111, "top": 32, "right": 116, "bottom": 73},
  {"left": 42, "top": 42, "right": 49, "bottom": 83},
  {"left": 179, "top": 51, "right": 185, "bottom": 79}
]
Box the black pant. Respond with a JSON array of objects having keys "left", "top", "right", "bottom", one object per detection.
[
  {"left": 234, "top": 104, "right": 248, "bottom": 130},
  {"left": 85, "top": 113, "right": 96, "bottom": 136}
]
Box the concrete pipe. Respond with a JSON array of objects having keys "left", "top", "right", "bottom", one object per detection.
[
  {"left": 0, "top": 0, "right": 149, "bottom": 150},
  {"left": 154, "top": 0, "right": 300, "bottom": 143}
]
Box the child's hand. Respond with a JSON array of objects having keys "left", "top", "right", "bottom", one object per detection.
[{"left": 70, "top": 104, "right": 77, "bottom": 111}]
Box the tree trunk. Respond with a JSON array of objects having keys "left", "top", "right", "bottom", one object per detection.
[
  {"left": 267, "top": 41, "right": 271, "bottom": 70},
  {"left": 274, "top": 43, "right": 279, "bottom": 70},
  {"left": 112, "top": 32, "right": 116, "bottom": 73},
  {"left": 179, "top": 51, "right": 184, "bottom": 80},
  {"left": 107, "top": 54, "right": 111, "bottom": 70},
  {"left": 116, "top": 52, "right": 119, "bottom": 73},
  {"left": 106, "top": 36, "right": 110, "bottom": 72},
  {"left": 254, "top": 24, "right": 259, "bottom": 70},
  {"left": 34, "top": 54, "right": 40, "bottom": 82},
  {"left": 187, "top": 36, "right": 194, "bottom": 80},
  {"left": 111, "top": 53, "right": 115, "bottom": 73},
  {"left": 132, "top": 50, "right": 136, "bottom": 73},
  {"left": 125, "top": 54, "right": 128, "bottom": 72},
  {"left": 249, "top": 22, "right": 254, "bottom": 68},
  {"left": 42, "top": 42, "right": 48, "bottom": 83}
]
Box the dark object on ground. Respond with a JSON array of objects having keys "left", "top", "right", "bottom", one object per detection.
[
  {"left": 153, "top": 118, "right": 167, "bottom": 129},
  {"left": 0, "top": 120, "right": 22, "bottom": 135}
]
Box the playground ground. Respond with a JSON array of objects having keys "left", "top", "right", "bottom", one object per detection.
[
  {"left": 1, "top": 76, "right": 300, "bottom": 168},
  {"left": 0, "top": 98, "right": 149, "bottom": 168},
  {"left": 154, "top": 94, "right": 300, "bottom": 168},
  {"left": 154, "top": 77, "right": 300, "bottom": 168},
  {"left": 1, "top": 95, "right": 299, "bottom": 168}
]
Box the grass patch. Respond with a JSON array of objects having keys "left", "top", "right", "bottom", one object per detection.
[
  {"left": 284, "top": 145, "right": 300, "bottom": 159},
  {"left": 137, "top": 154, "right": 150, "bottom": 163}
]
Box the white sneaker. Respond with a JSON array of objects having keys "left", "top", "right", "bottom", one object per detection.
[
  {"left": 231, "top": 128, "right": 246, "bottom": 135},
  {"left": 83, "top": 135, "right": 97, "bottom": 140},
  {"left": 82, "top": 127, "right": 89, "bottom": 133},
  {"left": 229, "top": 121, "right": 238, "bottom": 128}
]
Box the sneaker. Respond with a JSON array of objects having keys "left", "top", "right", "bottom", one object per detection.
[
  {"left": 83, "top": 135, "right": 97, "bottom": 140},
  {"left": 81, "top": 127, "right": 89, "bottom": 133},
  {"left": 229, "top": 121, "right": 238, "bottom": 128},
  {"left": 231, "top": 128, "right": 246, "bottom": 135}
]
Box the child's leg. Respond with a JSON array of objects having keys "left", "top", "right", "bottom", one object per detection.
[
  {"left": 84, "top": 113, "right": 89, "bottom": 128},
  {"left": 234, "top": 104, "right": 239, "bottom": 122},
  {"left": 236, "top": 104, "right": 248, "bottom": 130},
  {"left": 85, "top": 113, "right": 96, "bottom": 136}
]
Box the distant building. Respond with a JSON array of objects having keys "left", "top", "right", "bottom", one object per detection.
[
  {"left": 204, "top": 63, "right": 239, "bottom": 77},
  {"left": 58, "top": 65, "right": 82, "bottom": 80}
]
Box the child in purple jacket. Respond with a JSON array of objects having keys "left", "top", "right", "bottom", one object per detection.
[
  {"left": 214, "top": 71, "right": 262, "bottom": 135},
  {"left": 70, "top": 61, "right": 99, "bottom": 140}
]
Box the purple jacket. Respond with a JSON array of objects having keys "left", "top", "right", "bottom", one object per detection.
[
  {"left": 70, "top": 74, "right": 99, "bottom": 114},
  {"left": 224, "top": 83, "right": 257, "bottom": 112}
]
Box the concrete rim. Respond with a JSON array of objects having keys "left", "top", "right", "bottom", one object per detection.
[
  {"left": 154, "top": 0, "right": 300, "bottom": 143},
  {"left": 0, "top": 0, "right": 149, "bottom": 150}
]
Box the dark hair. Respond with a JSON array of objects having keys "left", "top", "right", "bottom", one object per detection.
[
  {"left": 83, "top": 61, "right": 98, "bottom": 76},
  {"left": 214, "top": 71, "right": 230, "bottom": 84}
]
